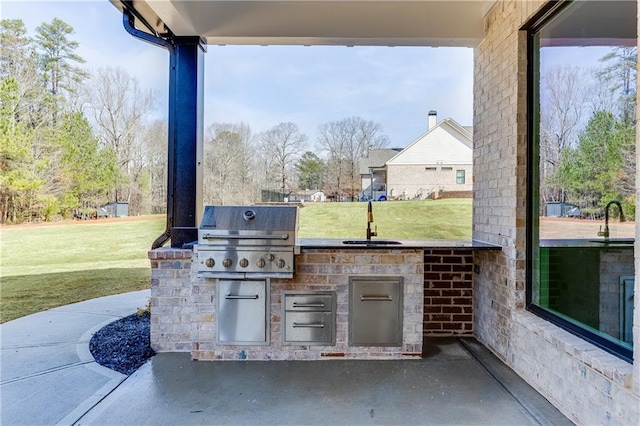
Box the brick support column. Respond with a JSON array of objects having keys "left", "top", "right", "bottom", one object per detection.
[
  {"left": 423, "top": 249, "right": 474, "bottom": 336},
  {"left": 148, "top": 248, "right": 194, "bottom": 352}
]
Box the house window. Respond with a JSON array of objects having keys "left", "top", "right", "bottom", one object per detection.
[
  {"left": 456, "top": 170, "right": 465, "bottom": 184},
  {"left": 425, "top": 167, "right": 437, "bottom": 171},
  {"left": 441, "top": 167, "right": 453, "bottom": 171},
  {"left": 527, "top": 0, "right": 636, "bottom": 362}
]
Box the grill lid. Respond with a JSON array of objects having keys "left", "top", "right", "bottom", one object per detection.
[{"left": 200, "top": 205, "right": 298, "bottom": 233}]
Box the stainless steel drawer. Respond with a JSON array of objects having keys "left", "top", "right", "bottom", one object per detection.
[
  {"left": 284, "top": 312, "right": 334, "bottom": 344},
  {"left": 349, "top": 277, "right": 403, "bottom": 346},
  {"left": 283, "top": 292, "right": 335, "bottom": 345}
]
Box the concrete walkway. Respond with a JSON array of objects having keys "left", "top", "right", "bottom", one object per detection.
[
  {"left": 0, "top": 290, "right": 150, "bottom": 425},
  {"left": 1, "top": 291, "right": 573, "bottom": 426}
]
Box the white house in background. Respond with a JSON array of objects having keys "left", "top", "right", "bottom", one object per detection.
[
  {"left": 386, "top": 111, "right": 472, "bottom": 200},
  {"left": 309, "top": 191, "right": 326, "bottom": 202},
  {"left": 293, "top": 189, "right": 326, "bottom": 202}
]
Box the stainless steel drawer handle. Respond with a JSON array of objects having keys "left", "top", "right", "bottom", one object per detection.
[
  {"left": 361, "top": 295, "right": 393, "bottom": 301},
  {"left": 292, "top": 322, "right": 325, "bottom": 328},
  {"left": 292, "top": 302, "right": 325, "bottom": 308},
  {"left": 225, "top": 294, "right": 259, "bottom": 300}
]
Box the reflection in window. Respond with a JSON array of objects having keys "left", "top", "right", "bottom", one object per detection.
[{"left": 529, "top": 1, "right": 636, "bottom": 361}]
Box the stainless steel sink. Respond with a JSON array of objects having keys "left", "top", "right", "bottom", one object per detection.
[
  {"left": 589, "top": 239, "right": 635, "bottom": 245},
  {"left": 342, "top": 240, "right": 402, "bottom": 245}
]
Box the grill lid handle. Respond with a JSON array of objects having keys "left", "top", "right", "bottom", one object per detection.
[{"left": 202, "top": 233, "right": 289, "bottom": 240}]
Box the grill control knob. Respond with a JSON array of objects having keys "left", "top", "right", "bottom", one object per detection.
[
  {"left": 256, "top": 258, "right": 266, "bottom": 268},
  {"left": 205, "top": 258, "right": 215, "bottom": 268},
  {"left": 222, "top": 258, "right": 232, "bottom": 268},
  {"left": 276, "top": 259, "right": 286, "bottom": 269},
  {"left": 267, "top": 253, "right": 275, "bottom": 262},
  {"left": 239, "top": 258, "right": 249, "bottom": 268}
]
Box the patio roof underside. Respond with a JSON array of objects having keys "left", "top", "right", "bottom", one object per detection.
[{"left": 110, "top": 1, "right": 497, "bottom": 47}]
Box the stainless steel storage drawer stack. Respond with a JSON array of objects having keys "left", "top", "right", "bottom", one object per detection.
[{"left": 283, "top": 292, "right": 336, "bottom": 345}]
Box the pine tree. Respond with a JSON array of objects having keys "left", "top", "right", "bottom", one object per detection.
[{"left": 35, "top": 18, "right": 88, "bottom": 103}]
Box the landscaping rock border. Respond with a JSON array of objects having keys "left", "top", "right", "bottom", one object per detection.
[{"left": 89, "top": 313, "right": 155, "bottom": 375}]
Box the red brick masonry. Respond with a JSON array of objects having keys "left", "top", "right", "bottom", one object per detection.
[{"left": 423, "top": 249, "right": 474, "bottom": 336}]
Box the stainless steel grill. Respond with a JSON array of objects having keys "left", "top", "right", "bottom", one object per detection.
[{"left": 195, "top": 205, "right": 299, "bottom": 279}]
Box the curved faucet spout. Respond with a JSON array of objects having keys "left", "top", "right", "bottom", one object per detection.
[
  {"left": 605, "top": 200, "right": 625, "bottom": 224},
  {"left": 598, "top": 200, "right": 625, "bottom": 240}
]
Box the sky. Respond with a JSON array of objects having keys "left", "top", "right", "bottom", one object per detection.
[{"left": 2, "top": 0, "right": 474, "bottom": 149}]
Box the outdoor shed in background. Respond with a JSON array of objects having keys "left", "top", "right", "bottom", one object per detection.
[
  {"left": 545, "top": 202, "right": 580, "bottom": 218},
  {"left": 99, "top": 202, "right": 129, "bottom": 218}
]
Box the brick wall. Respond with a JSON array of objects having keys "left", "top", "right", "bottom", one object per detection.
[
  {"left": 473, "top": 1, "right": 639, "bottom": 424},
  {"left": 387, "top": 163, "right": 473, "bottom": 200},
  {"left": 423, "top": 249, "right": 473, "bottom": 336},
  {"left": 149, "top": 247, "right": 423, "bottom": 361},
  {"left": 148, "top": 248, "right": 194, "bottom": 352}
]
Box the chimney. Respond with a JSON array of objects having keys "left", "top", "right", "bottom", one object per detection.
[{"left": 428, "top": 110, "right": 437, "bottom": 131}]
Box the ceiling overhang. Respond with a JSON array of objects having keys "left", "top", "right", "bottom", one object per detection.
[{"left": 111, "top": 1, "right": 497, "bottom": 47}]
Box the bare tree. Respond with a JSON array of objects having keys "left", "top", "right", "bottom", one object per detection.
[
  {"left": 317, "top": 121, "right": 346, "bottom": 200},
  {"left": 143, "top": 120, "right": 168, "bottom": 213},
  {"left": 257, "top": 122, "right": 308, "bottom": 200},
  {"left": 588, "top": 69, "right": 618, "bottom": 115},
  {"left": 539, "top": 65, "right": 588, "bottom": 206},
  {"left": 87, "top": 67, "right": 156, "bottom": 207},
  {"left": 318, "top": 117, "right": 389, "bottom": 201},
  {"left": 203, "top": 122, "right": 254, "bottom": 205},
  {"left": 597, "top": 47, "right": 637, "bottom": 124}
]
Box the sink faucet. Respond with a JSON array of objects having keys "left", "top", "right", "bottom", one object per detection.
[
  {"left": 598, "top": 200, "right": 625, "bottom": 240},
  {"left": 366, "top": 201, "right": 377, "bottom": 241}
]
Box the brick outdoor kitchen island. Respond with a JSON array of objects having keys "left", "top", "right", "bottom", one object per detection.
[{"left": 148, "top": 239, "right": 500, "bottom": 361}]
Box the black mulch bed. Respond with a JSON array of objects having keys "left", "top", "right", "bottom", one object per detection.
[{"left": 89, "top": 313, "right": 155, "bottom": 375}]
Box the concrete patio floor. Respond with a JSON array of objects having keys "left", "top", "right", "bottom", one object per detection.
[
  {"left": 1, "top": 291, "right": 573, "bottom": 425},
  {"left": 78, "top": 339, "right": 573, "bottom": 426}
]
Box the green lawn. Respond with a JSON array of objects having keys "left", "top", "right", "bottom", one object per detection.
[
  {"left": 1, "top": 199, "right": 471, "bottom": 322},
  {"left": 298, "top": 199, "right": 472, "bottom": 239},
  {"left": 1, "top": 216, "right": 166, "bottom": 323}
]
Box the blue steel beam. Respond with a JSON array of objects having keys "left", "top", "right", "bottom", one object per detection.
[
  {"left": 122, "top": 7, "right": 204, "bottom": 249},
  {"left": 169, "top": 37, "right": 205, "bottom": 248}
]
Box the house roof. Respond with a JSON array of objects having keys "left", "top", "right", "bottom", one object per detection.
[
  {"left": 387, "top": 118, "right": 472, "bottom": 165},
  {"left": 359, "top": 148, "right": 403, "bottom": 175}
]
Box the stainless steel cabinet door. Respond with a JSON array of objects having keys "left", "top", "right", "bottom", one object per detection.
[
  {"left": 349, "top": 277, "right": 403, "bottom": 346},
  {"left": 217, "top": 280, "right": 268, "bottom": 345}
]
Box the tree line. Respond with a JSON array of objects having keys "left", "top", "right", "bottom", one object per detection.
[
  {"left": 539, "top": 47, "right": 637, "bottom": 220},
  {"left": 203, "top": 117, "right": 389, "bottom": 205},
  {"left": 1, "top": 18, "right": 167, "bottom": 223},
  {"left": 1, "top": 18, "right": 390, "bottom": 224}
]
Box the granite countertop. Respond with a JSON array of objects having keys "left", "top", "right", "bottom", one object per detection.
[
  {"left": 297, "top": 238, "right": 502, "bottom": 250},
  {"left": 540, "top": 238, "right": 635, "bottom": 248}
]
